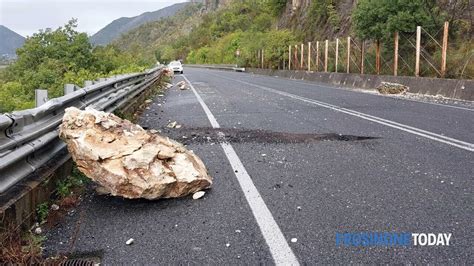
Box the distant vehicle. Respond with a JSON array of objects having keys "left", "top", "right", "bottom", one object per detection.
[{"left": 168, "top": 60, "right": 183, "bottom": 74}]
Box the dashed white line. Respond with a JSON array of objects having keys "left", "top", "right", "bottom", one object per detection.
[{"left": 182, "top": 75, "right": 300, "bottom": 266}]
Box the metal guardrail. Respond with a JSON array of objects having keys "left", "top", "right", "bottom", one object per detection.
[{"left": 0, "top": 67, "right": 163, "bottom": 193}]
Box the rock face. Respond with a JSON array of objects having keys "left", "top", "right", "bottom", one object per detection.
[
  {"left": 59, "top": 107, "right": 212, "bottom": 200},
  {"left": 377, "top": 82, "right": 409, "bottom": 94}
]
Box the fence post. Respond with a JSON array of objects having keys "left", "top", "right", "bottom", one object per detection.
[
  {"left": 262, "top": 49, "right": 264, "bottom": 69},
  {"left": 360, "top": 40, "right": 365, "bottom": 74},
  {"left": 288, "top": 45, "right": 291, "bottom": 70},
  {"left": 335, "top": 38, "right": 339, "bottom": 73},
  {"left": 441, "top": 21, "right": 449, "bottom": 78},
  {"left": 324, "top": 40, "right": 329, "bottom": 72},
  {"left": 35, "top": 89, "right": 48, "bottom": 107},
  {"left": 316, "top": 41, "right": 320, "bottom": 72},
  {"left": 257, "top": 49, "right": 260, "bottom": 68},
  {"left": 300, "top": 43, "right": 304, "bottom": 69},
  {"left": 346, "top": 36, "right": 351, "bottom": 73},
  {"left": 294, "top": 45, "right": 298, "bottom": 69},
  {"left": 415, "top": 26, "right": 421, "bottom": 77},
  {"left": 308, "top": 42, "right": 311, "bottom": 71},
  {"left": 376, "top": 39, "right": 381, "bottom": 75},
  {"left": 394, "top": 32, "right": 399, "bottom": 76}
]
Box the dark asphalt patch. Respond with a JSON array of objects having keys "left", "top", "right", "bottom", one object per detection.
[{"left": 160, "top": 127, "right": 379, "bottom": 144}]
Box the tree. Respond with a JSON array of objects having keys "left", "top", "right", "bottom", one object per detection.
[{"left": 352, "top": 0, "right": 444, "bottom": 41}]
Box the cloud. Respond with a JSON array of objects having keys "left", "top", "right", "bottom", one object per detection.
[{"left": 0, "top": 0, "right": 187, "bottom": 36}]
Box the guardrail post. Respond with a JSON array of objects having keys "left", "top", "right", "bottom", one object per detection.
[
  {"left": 64, "top": 84, "right": 76, "bottom": 95},
  {"left": 35, "top": 89, "right": 48, "bottom": 107}
]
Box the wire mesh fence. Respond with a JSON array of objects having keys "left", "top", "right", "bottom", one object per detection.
[{"left": 253, "top": 21, "right": 473, "bottom": 79}]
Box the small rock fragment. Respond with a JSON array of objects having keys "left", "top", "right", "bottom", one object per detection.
[
  {"left": 225, "top": 243, "right": 231, "bottom": 247},
  {"left": 193, "top": 191, "right": 206, "bottom": 200},
  {"left": 291, "top": 238, "right": 297, "bottom": 243},
  {"left": 235, "top": 229, "right": 241, "bottom": 233},
  {"left": 51, "top": 204, "right": 59, "bottom": 211},
  {"left": 34, "top": 227, "right": 42, "bottom": 234},
  {"left": 167, "top": 121, "right": 177, "bottom": 128},
  {"left": 126, "top": 238, "right": 134, "bottom": 245},
  {"left": 145, "top": 99, "right": 153, "bottom": 104}
]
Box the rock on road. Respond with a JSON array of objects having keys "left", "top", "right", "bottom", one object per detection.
[{"left": 45, "top": 67, "right": 473, "bottom": 264}]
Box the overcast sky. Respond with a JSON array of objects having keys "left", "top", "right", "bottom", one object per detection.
[{"left": 0, "top": 0, "right": 188, "bottom": 37}]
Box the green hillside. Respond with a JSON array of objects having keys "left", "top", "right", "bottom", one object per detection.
[{"left": 114, "top": 0, "right": 473, "bottom": 78}]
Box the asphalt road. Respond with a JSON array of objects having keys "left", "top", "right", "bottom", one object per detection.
[{"left": 45, "top": 67, "right": 473, "bottom": 264}]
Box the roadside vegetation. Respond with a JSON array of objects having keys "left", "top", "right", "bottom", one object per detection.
[
  {"left": 115, "top": 0, "right": 472, "bottom": 78},
  {"left": 0, "top": 19, "right": 153, "bottom": 113},
  {"left": 0, "top": 164, "right": 89, "bottom": 264},
  {"left": 1, "top": 1, "right": 471, "bottom": 112}
]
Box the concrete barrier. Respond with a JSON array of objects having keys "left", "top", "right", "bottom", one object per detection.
[
  {"left": 246, "top": 68, "right": 474, "bottom": 101},
  {"left": 186, "top": 64, "right": 245, "bottom": 72}
]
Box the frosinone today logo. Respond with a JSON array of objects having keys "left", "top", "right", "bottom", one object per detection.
[{"left": 336, "top": 232, "right": 452, "bottom": 247}]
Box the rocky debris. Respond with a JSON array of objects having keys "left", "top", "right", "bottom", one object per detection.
[
  {"left": 145, "top": 99, "right": 153, "bottom": 104},
  {"left": 34, "top": 227, "right": 42, "bottom": 234},
  {"left": 192, "top": 191, "right": 205, "bottom": 199},
  {"left": 176, "top": 80, "right": 187, "bottom": 90},
  {"left": 51, "top": 204, "right": 60, "bottom": 211},
  {"left": 167, "top": 121, "right": 182, "bottom": 129},
  {"left": 377, "top": 82, "right": 409, "bottom": 94},
  {"left": 163, "top": 68, "right": 174, "bottom": 78},
  {"left": 126, "top": 238, "right": 134, "bottom": 245},
  {"left": 291, "top": 238, "right": 298, "bottom": 243},
  {"left": 59, "top": 107, "right": 212, "bottom": 200}
]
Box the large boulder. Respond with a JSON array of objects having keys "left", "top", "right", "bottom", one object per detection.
[
  {"left": 59, "top": 107, "right": 212, "bottom": 200},
  {"left": 377, "top": 82, "right": 409, "bottom": 94}
]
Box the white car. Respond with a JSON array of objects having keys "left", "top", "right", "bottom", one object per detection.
[{"left": 168, "top": 61, "right": 183, "bottom": 74}]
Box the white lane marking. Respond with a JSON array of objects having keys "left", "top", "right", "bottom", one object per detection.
[
  {"left": 182, "top": 75, "right": 300, "bottom": 265},
  {"left": 200, "top": 68, "right": 474, "bottom": 112},
  {"left": 210, "top": 73, "right": 474, "bottom": 152}
]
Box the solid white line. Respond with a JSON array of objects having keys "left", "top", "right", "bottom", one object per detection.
[
  {"left": 182, "top": 75, "right": 300, "bottom": 265},
  {"left": 211, "top": 74, "right": 474, "bottom": 152},
  {"left": 235, "top": 70, "right": 474, "bottom": 112}
]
